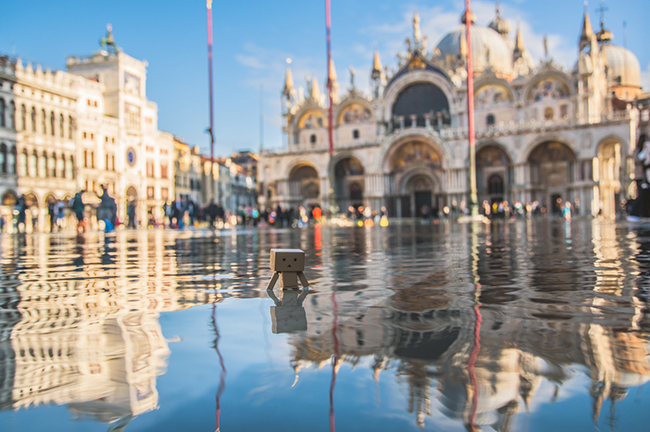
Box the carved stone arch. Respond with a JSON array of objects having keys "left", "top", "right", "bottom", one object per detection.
[
  {"left": 520, "top": 134, "right": 579, "bottom": 164},
  {"left": 377, "top": 128, "right": 451, "bottom": 173},
  {"left": 290, "top": 102, "right": 327, "bottom": 131},
  {"left": 522, "top": 70, "right": 575, "bottom": 105},
  {"left": 286, "top": 159, "right": 321, "bottom": 179},
  {"left": 474, "top": 140, "right": 513, "bottom": 165},
  {"left": 382, "top": 70, "right": 458, "bottom": 122},
  {"left": 595, "top": 134, "right": 629, "bottom": 159},
  {"left": 333, "top": 97, "right": 375, "bottom": 126},
  {"left": 399, "top": 166, "right": 441, "bottom": 195}
]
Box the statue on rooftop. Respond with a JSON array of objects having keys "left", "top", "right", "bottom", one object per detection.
[{"left": 99, "top": 24, "right": 121, "bottom": 54}]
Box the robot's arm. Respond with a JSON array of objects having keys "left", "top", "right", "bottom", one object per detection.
[
  {"left": 297, "top": 272, "right": 309, "bottom": 288},
  {"left": 266, "top": 272, "right": 279, "bottom": 291}
]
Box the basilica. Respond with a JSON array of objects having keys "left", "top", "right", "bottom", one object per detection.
[{"left": 258, "top": 7, "right": 644, "bottom": 218}]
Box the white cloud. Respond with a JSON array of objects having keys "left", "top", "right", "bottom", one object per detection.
[{"left": 235, "top": 54, "right": 265, "bottom": 69}]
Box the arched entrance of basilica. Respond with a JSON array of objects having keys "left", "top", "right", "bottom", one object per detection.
[
  {"left": 527, "top": 141, "right": 577, "bottom": 215},
  {"left": 477, "top": 145, "right": 511, "bottom": 206},
  {"left": 333, "top": 157, "right": 365, "bottom": 212},
  {"left": 288, "top": 164, "right": 320, "bottom": 209},
  {"left": 385, "top": 140, "right": 443, "bottom": 218}
]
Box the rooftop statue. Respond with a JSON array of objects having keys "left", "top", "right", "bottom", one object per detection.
[{"left": 99, "top": 24, "right": 121, "bottom": 54}]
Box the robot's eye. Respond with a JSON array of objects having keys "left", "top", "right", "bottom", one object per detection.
[
  {"left": 294, "top": 258, "right": 297, "bottom": 261},
  {"left": 283, "top": 258, "right": 286, "bottom": 261}
]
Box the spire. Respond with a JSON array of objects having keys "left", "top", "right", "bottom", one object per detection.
[
  {"left": 282, "top": 58, "right": 294, "bottom": 96},
  {"left": 372, "top": 50, "right": 382, "bottom": 76},
  {"left": 310, "top": 75, "right": 321, "bottom": 101},
  {"left": 513, "top": 24, "right": 527, "bottom": 59},
  {"left": 328, "top": 58, "right": 337, "bottom": 82},
  {"left": 328, "top": 59, "right": 339, "bottom": 104},
  {"left": 579, "top": 5, "right": 595, "bottom": 49}
]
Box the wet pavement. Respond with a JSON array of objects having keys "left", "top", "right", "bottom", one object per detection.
[{"left": 0, "top": 219, "right": 649, "bottom": 431}]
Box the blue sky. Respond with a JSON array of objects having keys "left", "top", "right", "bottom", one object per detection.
[{"left": 2, "top": 0, "right": 648, "bottom": 156}]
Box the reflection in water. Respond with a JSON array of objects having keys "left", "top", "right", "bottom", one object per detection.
[
  {"left": 283, "top": 221, "right": 650, "bottom": 431},
  {"left": 0, "top": 231, "right": 241, "bottom": 427},
  {"left": 0, "top": 221, "right": 649, "bottom": 431}
]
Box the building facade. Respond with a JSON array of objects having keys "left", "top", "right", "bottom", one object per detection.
[
  {"left": 0, "top": 26, "right": 174, "bottom": 231},
  {"left": 259, "top": 8, "right": 643, "bottom": 219},
  {"left": 174, "top": 137, "right": 202, "bottom": 205}
]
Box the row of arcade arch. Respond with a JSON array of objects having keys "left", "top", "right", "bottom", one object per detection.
[{"left": 281, "top": 137, "right": 623, "bottom": 218}]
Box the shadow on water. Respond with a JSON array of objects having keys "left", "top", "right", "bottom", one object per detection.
[{"left": 0, "top": 220, "right": 648, "bottom": 431}]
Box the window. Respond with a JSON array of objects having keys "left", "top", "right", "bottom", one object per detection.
[
  {"left": 48, "top": 155, "right": 56, "bottom": 177},
  {"left": 161, "top": 164, "right": 168, "bottom": 179},
  {"left": 9, "top": 147, "right": 16, "bottom": 174},
  {"left": 83, "top": 132, "right": 87, "bottom": 139},
  {"left": 90, "top": 151, "right": 95, "bottom": 169},
  {"left": 353, "top": 129, "right": 360, "bottom": 139},
  {"left": 41, "top": 109, "right": 46, "bottom": 134},
  {"left": 105, "top": 154, "right": 109, "bottom": 170},
  {"left": 486, "top": 114, "right": 495, "bottom": 127},
  {"left": 28, "top": 151, "right": 36, "bottom": 177},
  {"left": 68, "top": 115, "right": 73, "bottom": 139},
  {"left": 0, "top": 144, "right": 6, "bottom": 173},
  {"left": 0, "top": 98, "right": 5, "bottom": 127},
  {"left": 21, "top": 105, "right": 26, "bottom": 131},
  {"left": 161, "top": 187, "right": 169, "bottom": 200},
  {"left": 67, "top": 156, "right": 74, "bottom": 180},
  {"left": 18, "top": 150, "right": 27, "bottom": 177},
  {"left": 57, "top": 155, "right": 64, "bottom": 179},
  {"left": 310, "top": 134, "right": 317, "bottom": 144},
  {"left": 111, "top": 154, "right": 115, "bottom": 171},
  {"left": 31, "top": 107, "right": 36, "bottom": 132},
  {"left": 9, "top": 101, "right": 15, "bottom": 129},
  {"left": 59, "top": 114, "right": 64, "bottom": 137},
  {"left": 146, "top": 160, "right": 154, "bottom": 177},
  {"left": 50, "top": 112, "right": 55, "bottom": 136},
  {"left": 84, "top": 150, "right": 88, "bottom": 168},
  {"left": 560, "top": 104, "right": 568, "bottom": 118},
  {"left": 544, "top": 107, "right": 554, "bottom": 121},
  {"left": 39, "top": 151, "right": 47, "bottom": 178},
  {"left": 147, "top": 186, "right": 154, "bottom": 198}
]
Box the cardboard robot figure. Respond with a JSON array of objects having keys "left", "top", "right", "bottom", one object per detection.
[{"left": 266, "top": 249, "right": 309, "bottom": 290}]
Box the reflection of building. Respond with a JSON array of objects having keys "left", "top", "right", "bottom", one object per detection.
[
  {"left": 0, "top": 231, "right": 221, "bottom": 424},
  {"left": 286, "top": 222, "right": 650, "bottom": 430},
  {"left": 260, "top": 7, "right": 643, "bottom": 218},
  {"left": 0, "top": 25, "right": 174, "bottom": 230}
]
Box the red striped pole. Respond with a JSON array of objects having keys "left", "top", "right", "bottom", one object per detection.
[
  {"left": 466, "top": 0, "right": 478, "bottom": 216},
  {"left": 207, "top": 0, "right": 215, "bottom": 201},
  {"left": 326, "top": 0, "right": 333, "bottom": 156}
]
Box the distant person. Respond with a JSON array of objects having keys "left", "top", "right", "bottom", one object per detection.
[
  {"left": 48, "top": 200, "right": 57, "bottom": 233},
  {"left": 71, "top": 190, "right": 86, "bottom": 233},
  {"left": 127, "top": 200, "right": 137, "bottom": 228}
]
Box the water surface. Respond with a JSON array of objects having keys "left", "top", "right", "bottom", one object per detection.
[{"left": 0, "top": 220, "right": 649, "bottom": 431}]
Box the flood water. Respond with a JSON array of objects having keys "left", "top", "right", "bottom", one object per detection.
[{"left": 0, "top": 219, "right": 649, "bottom": 432}]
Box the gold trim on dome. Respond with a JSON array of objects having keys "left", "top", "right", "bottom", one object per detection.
[{"left": 408, "top": 56, "right": 426, "bottom": 70}]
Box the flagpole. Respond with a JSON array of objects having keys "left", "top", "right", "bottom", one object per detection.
[
  {"left": 326, "top": 0, "right": 335, "bottom": 217},
  {"left": 466, "top": 0, "right": 478, "bottom": 216},
  {"left": 207, "top": 0, "right": 215, "bottom": 203}
]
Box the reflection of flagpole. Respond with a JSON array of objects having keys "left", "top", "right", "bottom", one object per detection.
[
  {"left": 212, "top": 303, "right": 227, "bottom": 432},
  {"left": 467, "top": 223, "right": 482, "bottom": 431},
  {"left": 465, "top": 0, "right": 478, "bottom": 216},
  {"left": 329, "top": 291, "right": 339, "bottom": 432}
]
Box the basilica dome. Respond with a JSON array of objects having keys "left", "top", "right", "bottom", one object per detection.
[
  {"left": 436, "top": 13, "right": 513, "bottom": 76},
  {"left": 601, "top": 44, "right": 641, "bottom": 88}
]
